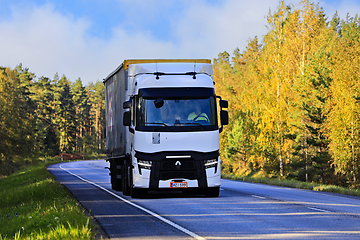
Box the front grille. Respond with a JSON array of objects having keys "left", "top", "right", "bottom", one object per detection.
[
  {"left": 158, "top": 158, "right": 198, "bottom": 180},
  {"left": 161, "top": 160, "right": 195, "bottom": 170},
  {"left": 160, "top": 171, "right": 197, "bottom": 180}
]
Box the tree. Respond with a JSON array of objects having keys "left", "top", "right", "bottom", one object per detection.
[
  {"left": 0, "top": 66, "right": 37, "bottom": 161},
  {"left": 31, "top": 76, "right": 58, "bottom": 156},
  {"left": 72, "top": 78, "right": 89, "bottom": 153},
  {"left": 85, "top": 81, "right": 105, "bottom": 153},
  {"left": 54, "top": 75, "right": 76, "bottom": 153},
  {"left": 327, "top": 14, "right": 360, "bottom": 186}
]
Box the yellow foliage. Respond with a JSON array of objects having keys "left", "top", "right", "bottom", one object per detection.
[{"left": 215, "top": 0, "right": 360, "bottom": 184}]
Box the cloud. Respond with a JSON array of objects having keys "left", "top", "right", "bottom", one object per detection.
[
  {"left": 0, "top": 2, "right": 180, "bottom": 84},
  {"left": 172, "top": 0, "right": 280, "bottom": 59},
  {"left": 0, "top": 3, "right": 94, "bottom": 81},
  {"left": 0, "top": 0, "right": 359, "bottom": 85}
]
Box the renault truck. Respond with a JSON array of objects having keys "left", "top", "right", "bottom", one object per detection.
[{"left": 104, "top": 59, "right": 228, "bottom": 198}]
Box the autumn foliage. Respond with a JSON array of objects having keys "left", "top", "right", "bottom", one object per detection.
[{"left": 214, "top": 0, "right": 360, "bottom": 187}]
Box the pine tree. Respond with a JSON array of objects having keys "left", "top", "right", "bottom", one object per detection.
[
  {"left": 31, "top": 76, "right": 58, "bottom": 156},
  {"left": 72, "top": 78, "right": 89, "bottom": 153},
  {"left": 0, "top": 66, "right": 36, "bottom": 161},
  {"left": 54, "top": 75, "right": 76, "bottom": 153}
]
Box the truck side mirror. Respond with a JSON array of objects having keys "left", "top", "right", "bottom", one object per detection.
[
  {"left": 216, "top": 96, "right": 229, "bottom": 133},
  {"left": 220, "top": 110, "right": 229, "bottom": 126},
  {"left": 123, "top": 111, "right": 131, "bottom": 126},
  {"left": 220, "top": 100, "right": 228, "bottom": 108},
  {"left": 123, "top": 100, "right": 131, "bottom": 109}
]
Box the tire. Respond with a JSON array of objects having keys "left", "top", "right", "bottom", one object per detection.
[
  {"left": 205, "top": 187, "right": 220, "bottom": 197},
  {"left": 110, "top": 161, "right": 122, "bottom": 191},
  {"left": 122, "top": 160, "right": 131, "bottom": 196},
  {"left": 129, "top": 163, "right": 147, "bottom": 198},
  {"left": 131, "top": 188, "right": 147, "bottom": 198}
]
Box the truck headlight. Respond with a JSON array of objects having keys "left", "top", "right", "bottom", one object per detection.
[
  {"left": 138, "top": 160, "right": 152, "bottom": 170},
  {"left": 204, "top": 159, "right": 218, "bottom": 174},
  {"left": 204, "top": 159, "right": 218, "bottom": 169}
]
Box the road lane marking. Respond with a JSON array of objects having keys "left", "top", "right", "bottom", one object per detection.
[
  {"left": 249, "top": 194, "right": 331, "bottom": 213},
  {"left": 307, "top": 207, "right": 331, "bottom": 213},
  {"left": 59, "top": 164, "right": 205, "bottom": 240},
  {"left": 251, "top": 195, "right": 266, "bottom": 199}
]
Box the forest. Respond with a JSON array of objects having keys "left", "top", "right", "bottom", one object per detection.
[
  {"left": 0, "top": 64, "right": 105, "bottom": 174},
  {"left": 214, "top": 0, "right": 360, "bottom": 188}
]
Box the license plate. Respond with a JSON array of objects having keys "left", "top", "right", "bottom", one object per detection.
[{"left": 170, "top": 182, "right": 188, "bottom": 188}]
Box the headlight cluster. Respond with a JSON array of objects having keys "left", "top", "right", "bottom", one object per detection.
[
  {"left": 138, "top": 160, "right": 152, "bottom": 170},
  {"left": 204, "top": 159, "right": 218, "bottom": 169}
]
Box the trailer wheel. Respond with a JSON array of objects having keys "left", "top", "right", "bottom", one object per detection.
[
  {"left": 122, "top": 160, "right": 131, "bottom": 196},
  {"left": 205, "top": 187, "right": 220, "bottom": 197}
]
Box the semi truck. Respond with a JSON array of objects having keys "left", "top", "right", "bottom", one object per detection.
[{"left": 103, "top": 59, "right": 228, "bottom": 198}]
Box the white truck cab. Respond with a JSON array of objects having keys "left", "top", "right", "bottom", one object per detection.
[{"left": 104, "top": 59, "right": 228, "bottom": 198}]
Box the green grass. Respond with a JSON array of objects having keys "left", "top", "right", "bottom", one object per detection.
[
  {"left": 222, "top": 173, "right": 360, "bottom": 197},
  {"left": 0, "top": 154, "right": 106, "bottom": 178},
  {"left": 0, "top": 160, "right": 101, "bottom": 240}
]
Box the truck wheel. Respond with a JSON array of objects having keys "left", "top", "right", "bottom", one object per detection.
[
  {"left": 111, "top": 174, "right": 122, "bottom": 191},
  {"left": 111, "top": 161, "right": 122, "bottom": 191},
  {"left": 122, "top": 160, "right": 131, "bottom": 196},
  {"left": 131, "top": 188, "right": 147, "bottom": 198},
  {"left": 205, "top": 187, "right": 220, "bottom": 197},
  {"left": 110, "top": 161, "right": 122, "bottom": 191}
]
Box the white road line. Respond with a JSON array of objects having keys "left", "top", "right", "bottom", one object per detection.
[
  {"left": 307, "top": 207, "right": 331, "bottom": 213},
  {"left": 249, "top": 194, "right": 331, "bottom": 213},
  {"left": 59, "top": 164, "right": 205, "bottom": 240},
  {"left": 251, "top": 195, "right": 267, "bottom": 199}
]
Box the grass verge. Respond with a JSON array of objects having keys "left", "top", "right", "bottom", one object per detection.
[
  {"left": 222, "top": 173, "right": 360, "bottom": 198},
  {"left": 0, "top": 160, "right": 101, "bottom": 240}
]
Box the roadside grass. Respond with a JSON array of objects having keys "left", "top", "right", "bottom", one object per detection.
[
  {"left": 0, "top": 154, "right": 105, "bottom": 178},
  {"left": 222, "top": 173, "right": 360, "bottom": 197},
  {"left": 0, "top": 158, "right": 103, "bottom": 240}
]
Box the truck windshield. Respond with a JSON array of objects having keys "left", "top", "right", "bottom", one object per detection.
[{"left": 137, "top": 96, "right": 217, "bottom": 130}]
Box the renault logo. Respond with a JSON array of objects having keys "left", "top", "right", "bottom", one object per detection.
[{"left": 175, "top": 161, "right": 181, "bottom": 166}]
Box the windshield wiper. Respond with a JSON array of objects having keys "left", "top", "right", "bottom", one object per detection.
[
  {"left": 180, "top": 122, "right": 210, "bottom": 130},
  {"left": 145, "top": 122, "right": 173, "bottom": 131}
]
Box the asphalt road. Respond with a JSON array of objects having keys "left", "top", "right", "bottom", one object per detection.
[{"left": 47, "top": 160, "right": 360, "bottom": 239}]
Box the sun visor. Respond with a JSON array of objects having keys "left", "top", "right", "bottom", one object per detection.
[
  {"left": 138, "top": 88, "right": 215, "bottom": 98},
  {"left": 128, "top": 63, "right": 213, "bottom": 77}
]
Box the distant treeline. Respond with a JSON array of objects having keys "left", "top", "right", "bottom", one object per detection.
[
  {"left": 0, "top": 65, "right": 105, "bottom": 163},
  {"left": 214, "top": 0, "right": 360, "bottom": 187}
]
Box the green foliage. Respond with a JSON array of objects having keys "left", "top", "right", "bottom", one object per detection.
[
  {"left": 224, "top": 111, "right": 258, "bottom": 175},
  {"left": 32, "top": 76, "right": 59, "bottom": 156},
  {"left": 86, "top": 81, "right": 105, "bottom": 152},
  {"left": 0, "top": 66, "right": 36, "bottom": 161},
  {"left": 0, "top": 66, "right": 105, "bottom": 172},
  {"left": 72, "top": 78, "right": 90, "bottom": 153},
  {"left": 54, "top": 75, "right": 77, "bottom": 153}
]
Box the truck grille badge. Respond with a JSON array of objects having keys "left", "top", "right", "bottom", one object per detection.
[{"left": 152, "top": 133, "right": 160, "bottom": 144}]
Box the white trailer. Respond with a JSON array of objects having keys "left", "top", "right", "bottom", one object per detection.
[{"left": 104, "top": 59, "right": 228, "bottom": 198}]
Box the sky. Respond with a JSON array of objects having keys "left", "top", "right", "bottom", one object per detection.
[{"left": 0, "top": 0, "right": 360, "bottom": 85}]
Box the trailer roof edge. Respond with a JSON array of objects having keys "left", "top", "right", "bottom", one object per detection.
[{"left": 103, "top": 59, "right": 211, "bottom": 83}]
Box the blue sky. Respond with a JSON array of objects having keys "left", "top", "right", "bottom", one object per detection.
[{"left": 0, "top": 0, "right": 359, "bottom": 85}]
